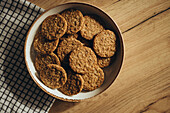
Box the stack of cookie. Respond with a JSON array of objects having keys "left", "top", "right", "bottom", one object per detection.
[{"left": 33, "top": 9, "right": 116, "bottom": 96}]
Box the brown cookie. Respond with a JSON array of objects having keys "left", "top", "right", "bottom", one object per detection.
[
  {"left": 69, "top": 46, "right": 97, "bottom": 74},
  {"left": 35, "top": 53, "right": 61, "bottom": 72},
  {"left": 80, "top": 15, "right": 104, "bottom": 40},
  {"left": 57, "top": 38, "right": 83, "bottom": 62},
  {"left": 82, "top": 66, "right": 104, "bottom": 91},
  {"left": 59, "top": 70, "right": 84, "bottom": 96},
  {"left": 97, "top": 57, "right": 111, "bottom": 68},
  {"left": 61, "top": 9, "right": 84, "bottom": 34},
  {"left": 93, "top": 30, "right": 116, "bottom": 57},
  {"left": 60, "top": 33, "right": 78, "bottom": 41},
  {"left": 41, "top": 14, "right": 67, "bottom": 40},
  {"left": 40, "top": 64, "right": 67, "bottom": 89},
  {"left": 33, "top": 30, "right": 59, "bottom": 54}
]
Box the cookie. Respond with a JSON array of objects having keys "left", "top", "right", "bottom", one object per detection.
[
  {"left": 60, "top": 33, "right": 78, "bottom": 41},
  {"left": 80, "top": 15, "right": 104, "bottom": 40},
  {"left": 69, "top": 46, "right": 97, "bottom": 74},
  {"left": 61, "top": 9, "right": 84, "bottom": 34},
  {"left": 41, "top": 14, "right": 67, "bottom": 40},
  {"left": 33, "top": 30, "right": 59, "bottom": 54},
  {"left": 93, "top": 30, "right": 116, "bottom": 57},
  {"left": 40, "top": 64, "right": 67, "bottom": 89},
  {"left": 97, "top": 57, "right": 111, "bottom": 68},
  {"left": 59, "top": 70, "right": 84, "bottom": 96},
  {"left": 82, "top": 66, "right": 104, "bottom": 91},
  {"left": 57, "top": 38, "right": 83, "bottom": 62},
  {"left": 35, "top": 53, "right": 61, "bottom": 72}
]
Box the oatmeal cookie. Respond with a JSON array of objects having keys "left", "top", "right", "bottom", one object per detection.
[
  {"left": 57, "top": 38, "right": 83, "bottom": 62},
  {"left": 40, "top": 64, "right": 67, "bottom": 89},
  {"left": 80, "top": 15, "right": 104, "bottom": 40},
  {"left": 41, "top": 14, "right": 67, "bottom": 40},
  {"left": 59, "top": 70, "right": 84, "bottom": 96},
  {"left": 33, "top": 30, "right": 59, "bottom": 54},
  {"left": 93, "top": 30, "right": 116, "bottom": 57},
  {"left": 61, "top": 9, "right": 84, "bottom": 34},
  {"left": 35, "top": 53, "right": 61, "bottom": 72},
  {"left": 97, "top": 57, "right": 111, "bottom": 68},
  {"left": 69, "top": 46, "right": 97, "bottom": 74},
  {"left": 82, "top": 66, "right": 104, "bottom": 91}
]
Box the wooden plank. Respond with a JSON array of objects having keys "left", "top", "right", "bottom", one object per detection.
[
  {"left": 27, "top": 0, "right": 119, "bottom": 10},
  {"left": 27, "top": 0, "right": 170, "bottom": 32},
  {"left": 104, "top": 0, "right": 170, "bottom": 32},
  {"left": 48, "top": 7, "right": 170, "bottom": 113}
]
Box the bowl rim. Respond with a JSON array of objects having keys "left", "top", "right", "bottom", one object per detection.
[{"left": 24, "top": 2, "right": 124, "bottom": 102}]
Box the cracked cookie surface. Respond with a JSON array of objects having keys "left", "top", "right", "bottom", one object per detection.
[
  {"left": 35, "top": 53, "right": 61, "bottom": 72},
  {"left": 59, "top": 70, "right": 84, "bottom": 96},
  {"left": 61, "top": 9, "right": 84, "bottom": 34},
  {"left": 40, "top": 64, "right": 67, "bottom": 89},
  {"left": 82, "top": 66, "right": 104, "bottom": 91},
  {"left": 57, "top": 38, "right": 83, "bottom": 62},
  {"left": 33, "top": 30, "right": 59, "bottom": 54},
  {"left": 80, "top": 15, "right": 104, "bottom": 40},
  {"left": 93, "top": 30, "right": 116, "bottom": 57},
  {"left": 41, "top": 14, "right": 67, "bottom": 40},
  {"left": 69, "top": 46, "right": 97, "bottom": 74},
  {"left": 97, "top": 57, "right": 111, "bottom": 68}
]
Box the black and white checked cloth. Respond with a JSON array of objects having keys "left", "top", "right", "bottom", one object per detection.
[{"left": 0, "top": 0, "right": 55, "bottom": 112}]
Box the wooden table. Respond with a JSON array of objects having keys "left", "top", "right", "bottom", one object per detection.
[{"left": 28, "top": 0, "right": 170, "bottom": 112}]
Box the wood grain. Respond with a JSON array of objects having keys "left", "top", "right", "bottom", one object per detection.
[
  {"left": 48, "top": 9, "right": 170, "bottom": 113},
  {"left": 28, "top": 0, "right": 170, "bottom": 33},
  {"left": 26, "top": 0, "right": 170, "bottom": 112}
]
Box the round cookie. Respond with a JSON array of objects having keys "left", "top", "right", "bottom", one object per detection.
[
  {"left": 33, "top": 30, "right": 59, "bottom": 54},
  {"left": 69, "top": 46, "right": 97, "bottom": 74},
  {"left": 57, "top": 38, "right": 83, "bottom": 62},
  {"left": 35, "top": 53, "right": 61, "bottom": 72},
  {"left": 41, "top": 14, "right": 67, "bottom": 40},
  {"left": 80, "top": 15, "right": 104, "bottom": 40},
  {"left": 60, "top": 33, "right": 78, "bottom": 41},
  {"left": 40, "top": 64, "right": 67, "bottom": 89},
  {"left": 82, "top": 66, "right": 104, "bottom": 91},
  {"left": 59, "top": 71, "right": 84, "bottom": 96},
  {"left": 97, "top": 57, "right": 111, "bottom": 68},
  {"left": 93, "top": 30, "right": 116, "bottom": 57},
  {"left": 61, "top": 9, "right": 84, "bottom": 34}
]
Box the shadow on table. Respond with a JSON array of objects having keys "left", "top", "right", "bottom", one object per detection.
[{"left": 49, "top": 99, "right": 80, "bottom": 113}]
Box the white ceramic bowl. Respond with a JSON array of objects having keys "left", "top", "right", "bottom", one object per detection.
[{"left": 24, "top": 2, "right": 124, "bottom": 102}]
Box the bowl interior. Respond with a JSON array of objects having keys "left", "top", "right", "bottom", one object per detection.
[{"left": 25, "top": 3, "right": 124, "bottom": 101}]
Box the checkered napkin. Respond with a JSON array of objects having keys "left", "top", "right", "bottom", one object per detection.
[{"left": 0, "top": 0, "right": 55, "bottom": 112}]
